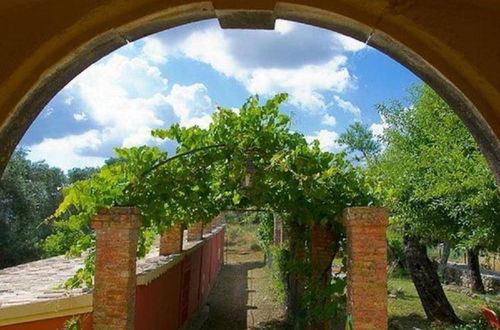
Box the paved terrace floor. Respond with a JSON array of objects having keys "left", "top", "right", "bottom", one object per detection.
[{"left": 0, "top": 229, "right": 210, "bottom": 308}]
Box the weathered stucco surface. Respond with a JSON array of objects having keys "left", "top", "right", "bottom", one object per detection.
[{"left": 0, "top": 0, "right": 499, "bottom": 179}]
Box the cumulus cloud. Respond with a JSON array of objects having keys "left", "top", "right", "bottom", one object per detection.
[
  {"left": 27, "top": 19, "right": 368, "bottom": 169},
  {"left": 64, "top": 96, "right": 74, "bottom": 105},
  {"left": 336, "top": 34, "right": 367, "bottom": 52},
  {"left": 333, "top": 95, "right": 361, "bottom": 117},
  {"left": 321, "top": 114, "right": 337, "bottom": 126},
  {"left": 152, "top": 19, "right": 363, "bottom": 111},
  {"left": 73, "top": 112, "right": 87, "bottom": 121},
  {"left": 42, "top": 107, "right": 54, "bottom": 118},
  {"left": 165, "top": 83, "right": 214, "bottom": 128},
  {"left": 305, "top": 129, "right": 340, "bottom": 152},
  {"left": 28, "top": 50, "right": 215, "bottom": 169},
  {"left": 28, "top": 130, "right": 106, "bottom": 171},
  {"left": 370, "top": 119, "right": 388, "bottom": 139},
  {"left": 141, "top": 37, "right": 169, "bottom": 64}
]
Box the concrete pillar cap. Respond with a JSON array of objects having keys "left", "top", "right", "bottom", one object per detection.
[
  {"left": 343, "top": 207, "right": 389, "bottom": 226},
  {"left": 91, "top": 206, "right": 142, "bottom": 230}
]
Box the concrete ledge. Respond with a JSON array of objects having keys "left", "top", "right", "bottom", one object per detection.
[
  {"left": 137, "top": 225, "right": 225, "bottom": 286},
  {"left": 0, "top": 293, "right": 92, "bottom": 326},
  {"left": 0, "top": 224, "right": 225, "bottom": 326},
  {"left": 137, "top": 254, "right": 184, "bottom": 286}
]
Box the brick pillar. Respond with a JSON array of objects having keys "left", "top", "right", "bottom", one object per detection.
[
  {"left": 187, "top": 221, "right": 203, "bottom": 241},
  {"left": 159, "top": 224, "right": 183, "bottom": 255},
  {"left": 310, "top": 224, "right": 337, "bottom": 281},
  {"left": 273, "top": 214, "right": 283, "bottom": 245},
  {"left": 344, "top": 207, "right": 389, "bottom": 330},
  {"left": 91, "top": 207, "right": 142, "bottom": 330}
]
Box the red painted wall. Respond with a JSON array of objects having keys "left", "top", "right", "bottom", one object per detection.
[
  {"left": 0, "top": 313, "right": 92, "bottom": 330},
  {"left": 0, "top": 229, "right": 224, "bottom": 330},
  {"left": 135, "top": 262, "right": 182, "bottom": 329},
  {"left": 134, "top": 228, "right": 225, "bottom": 330}
]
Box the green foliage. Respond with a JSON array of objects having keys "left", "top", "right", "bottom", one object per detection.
[
  {"left": 64, "top": 249, "right": 95, "bottom": 288},
  {"left": 0, "top": 149, "right": 66, "bottom": 267},
  {"left": 387, "top": 229, "right": 407, "bottom": 270},
  {"left": 356, "top": 84, "right": 500, "bottom": 253},
  {"left": 338, "top": 121, "right": 381, "bottom": 163},
  {"left": 302, "top": 276, "right": 347, "bottom": 325},
  {"left": 64, "top": 316, "right": 82, "bottom": 330},
  {"left": 66, "top": 167, "right": 98, "bottom": 184},
  {"left": 451, "top": 318, "right": 488, "bottom": 330},
  {"left": 256, "top": 213, "right": 274, "bottom": 250},
  {"left": 268, "top": 246, "right": 289, "bottom": 304}
]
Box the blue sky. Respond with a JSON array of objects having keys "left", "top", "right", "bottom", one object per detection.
[{"left": 20, "top": 19, "right": 419, "bottom": 171}]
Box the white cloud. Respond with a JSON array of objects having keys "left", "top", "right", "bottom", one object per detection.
[
  {"left": 182, "top": 115, "right": 212, "bottom": 129},
  {"left": 321, "top": 114, "right": 336, "bottom": 126},
  {"left": 68, "top": 53, "right": 168, "bottom": 131},
  {"left": 28, "top": 130, "right": 106, "bottom": 171},
  {"left": 30, "top": 52, "right": 173, "bottom": 169},
  {"left": 336, "top": 34, "right": 367, "bottom": 52},
  {"left": 333, "top": 95, "right": 361, "bottom": 117},
  {"left": 64, "top": 96, "right": 74, "bottom": 105},
  {"left": 275, "top": 20, "right": 294, "bottom": 34},
  {"left": 122, "top": 126, "right": 163, "bottom": 148},
  {"left": 370, "top": 119, "right": 388, "bottom": 139},
  {"left": 165, "top": 83, "right": 214, "bottom": 128},
  {"left": 141, "top": 37, "right": 169, "bottom": 64},
  {"left": 42, "top": 107, "right": 54, "bottom": 118},
  {"left": 28, "top": 19, "right": 367, "bottom": 169},
  {"left": 73, "top": 112, "right": 87, "bottom": 121},
  {"left": 245, "top": 58, "right": 350, "bottom": 111},
  {"left": 305, "top": 129, "right": 340, "bottom": 152},
  {"left": 158, "top": 20, "right": 361, "bottom": 111}
]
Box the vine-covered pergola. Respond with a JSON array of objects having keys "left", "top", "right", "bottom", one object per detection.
[{"left": 49, "top": 94, "right": 389, "bottom": 329}]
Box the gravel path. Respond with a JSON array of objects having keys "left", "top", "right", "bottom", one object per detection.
[{"left": 201, "top": 227, "right": 287, "bottom": 330}]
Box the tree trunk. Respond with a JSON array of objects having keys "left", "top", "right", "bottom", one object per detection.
[
  {"left": 466, "top": 247, "right": 485, "bottom": 293},
  {"left": 404, "top": 235, "right": 461, "bottom": 324},
  {"left": 439, "top": 242, "right": 451, "bottom": 268}
]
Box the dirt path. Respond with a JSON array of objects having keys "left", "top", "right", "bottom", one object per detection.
[{"left": 201, "top": 226, "right": 287, "bottom": 330}]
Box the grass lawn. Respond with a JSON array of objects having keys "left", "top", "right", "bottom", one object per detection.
[
  {"left": 388, "top": 276, "right": 499, "bottom": 329},
  {"left": 223, "top": 223, "right": 500, "bottom": 329}
]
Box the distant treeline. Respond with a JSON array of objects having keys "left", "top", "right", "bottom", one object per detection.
[{"left": 0, "top": 148, "right": 98, "bottom": 268}]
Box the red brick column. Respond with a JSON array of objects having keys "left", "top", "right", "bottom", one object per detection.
[
  {"left": 310, "top": 224, "right": 337, "bottom": 281},
  {"left": 187, "top": 221, "right": 203, "bottom": 241},
  {"left": 159, "top": 224, "right": 183, "bottom": 255},
  {"left": 344, "top": 207, "right": 389, "bottom": 330},
  {"left": 91, "top": 207, "right": 142, "bottom": 330}
]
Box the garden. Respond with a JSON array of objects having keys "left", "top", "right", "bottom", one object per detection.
[{"left": 1, "top": 84, "right": 499, "bottom": 329}]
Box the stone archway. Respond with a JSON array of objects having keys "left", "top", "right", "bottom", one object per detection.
[{"left": 0, "top": 0, "right": 499, "bottom": 181}]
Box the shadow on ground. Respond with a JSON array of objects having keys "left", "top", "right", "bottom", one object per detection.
[
  {"left": 389, "top": 314, "right": 435, "bottom": 330},
  {"left": 200, "top": 236, "right": 287, "bottom": 330}
]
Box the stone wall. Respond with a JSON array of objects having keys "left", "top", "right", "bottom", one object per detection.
[{"left": 443, "top": 262, "right": 500, "bottom": 293}]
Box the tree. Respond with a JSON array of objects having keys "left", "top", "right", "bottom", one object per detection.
[
  {"left": 338, "top": 122, "right": 381, "bottom": 163},
  {"left": 372, "top": 84, "right": 499, "bottom": 321},
  {"left": 0, "top": 149, "right": 66, "bottom": 267},
  {"left": 67, "top": 167, "right": 98, "bottom": 184}
]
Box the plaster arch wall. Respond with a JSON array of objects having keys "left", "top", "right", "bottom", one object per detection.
[{"left": 0, "top": 0, "right": 499, "bottom": 181}]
